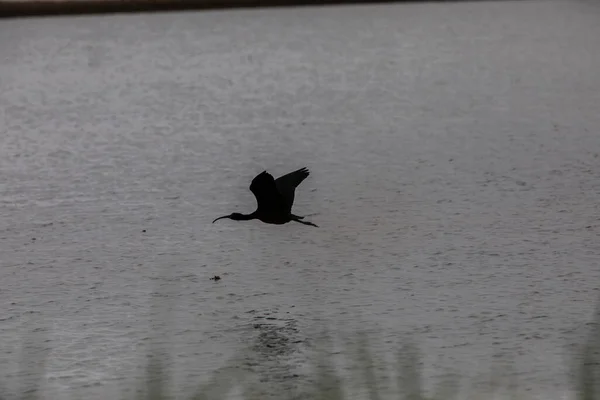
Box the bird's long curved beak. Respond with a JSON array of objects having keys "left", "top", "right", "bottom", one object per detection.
[{"left": 212, "top": 215, "right": 230, "bottom": 223}]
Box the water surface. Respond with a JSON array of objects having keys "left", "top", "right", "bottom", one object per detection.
[{"left": 1, "top": 1, "right": 600, "bottom": 398}]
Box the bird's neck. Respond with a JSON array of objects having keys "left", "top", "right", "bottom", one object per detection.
[{"left": 239, "top": 212, "right": 257, "bottom": 221}]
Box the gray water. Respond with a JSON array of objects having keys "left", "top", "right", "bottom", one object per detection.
[{"left": 1, "top": 0, "right": 600, "bottom": 398}]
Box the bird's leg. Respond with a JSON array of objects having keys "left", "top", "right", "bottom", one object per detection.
[
  {"left": 291, "top": 215, "right": 318, "bottom": 227},
  {"left": 301, "top": 213, "right": 319, "bottom": 218}
]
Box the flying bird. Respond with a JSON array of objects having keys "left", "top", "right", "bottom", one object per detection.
[{"left": 212, "top": 167, "right": 318, "bottom": 227}]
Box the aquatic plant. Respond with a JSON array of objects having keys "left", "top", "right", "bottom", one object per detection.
[{"left": 3, "top": 300, "right": 599, "bottom": 400}]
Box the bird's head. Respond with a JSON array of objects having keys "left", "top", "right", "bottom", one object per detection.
[{"left": 212, "top": 212, "right": 248, "bottom": 223}]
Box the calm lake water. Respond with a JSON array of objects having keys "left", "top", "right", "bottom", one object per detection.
[{"left": 1, "top": 0, "right": 599, "bottom": 398}]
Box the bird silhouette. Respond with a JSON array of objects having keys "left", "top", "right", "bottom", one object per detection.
[{"left": 212, "top": 167, "right": 318, "bottom": 227}]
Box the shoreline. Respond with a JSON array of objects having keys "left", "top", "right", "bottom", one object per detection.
[{"left": 0, "top": 0, "right": 512, "bottom": 19}]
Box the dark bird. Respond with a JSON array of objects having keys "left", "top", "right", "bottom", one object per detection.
[{"left": 212, "top": 167, "right": 318, "bottom": 227}]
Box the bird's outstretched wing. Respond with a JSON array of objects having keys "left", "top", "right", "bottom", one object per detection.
[
  {"left": 250, "top": 171, "right": 287, "bottom": 214},
  {"left": 274, "top": 167, "right": 310, "bottom": 212}
]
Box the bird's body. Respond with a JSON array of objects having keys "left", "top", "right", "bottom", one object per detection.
[{"left": 213, "top": 167, "right": 318, "bottom": 227}]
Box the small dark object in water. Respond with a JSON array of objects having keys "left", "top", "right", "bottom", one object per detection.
[
  {"left": 142, "top": 229, "right": 146, "bottom": 232},
  {"left": 210, "top": 275, "right": 221, "bottom": 281},
  {"left": 213, "top": 167, "right": 318, "bottom": 227}
]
